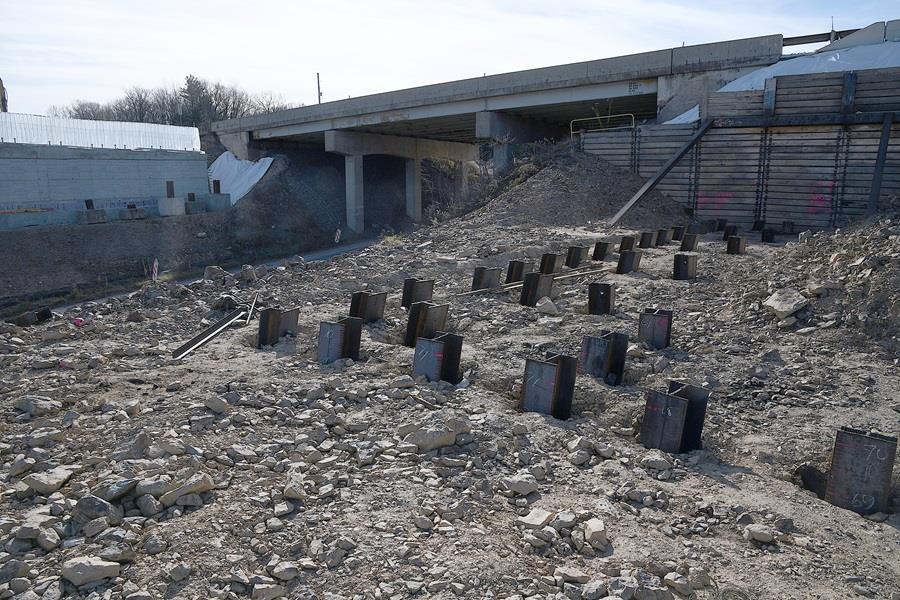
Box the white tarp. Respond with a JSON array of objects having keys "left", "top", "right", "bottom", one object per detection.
[
  {"left": 208, "top": 151, "right": 274, "bottom": 204},
  {"left": 0, "top": 112, "right": 200, "bottom": 151},
  {"left": 664, "top": 40, "right": 900, "bottom": 124}
]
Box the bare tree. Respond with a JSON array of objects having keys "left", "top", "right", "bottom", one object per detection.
[
  {"left": 112, "top": 87, "right": 154, "bottom": 122},
  {"left": 49, "top": 76, "right": 300, "bottom": 128},
  {"left": 149, "top": 86, "right": 183, "bottom": 125},
  {"left": 54, "top": 100, "right": 115, "bottom": 121},
  {"left": 252, "top": 91, "right": 296, "bottom": 114}
]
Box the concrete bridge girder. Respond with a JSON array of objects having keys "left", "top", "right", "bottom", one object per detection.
[
  {"left": 213, "top": 34, "right": 782, "bottom": 140},
  {"left": 253, "top": 79, "right": 658, "bottom": 141}
]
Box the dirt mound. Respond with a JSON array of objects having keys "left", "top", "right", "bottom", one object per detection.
[
  {"left": 232, "top": 153, "right": 344, "bottom": 253},
  {"left": 464, "top": 152, "right": 688, "bottom": 229}
]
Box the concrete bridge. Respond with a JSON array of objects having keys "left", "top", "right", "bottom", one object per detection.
[{"left": 212, "top": 32, "right": 819, "bottom": 233}]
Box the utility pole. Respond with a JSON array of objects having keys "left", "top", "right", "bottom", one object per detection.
[{"left": 317, "top": 73, "right": 322, "bottom": 104}]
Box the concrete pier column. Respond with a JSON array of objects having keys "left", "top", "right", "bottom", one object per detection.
[
  {"left": 345, "top": 154, "right": 365, "bottom": 233},
  {"left": 493, "top": 144, "right": 514, "bottom": 174},
  {"left": 405, "top": 157, "right": 422, "bottom": 222},
  {"left": 454, "top": 162, "right": 469, "bottom": 201}
]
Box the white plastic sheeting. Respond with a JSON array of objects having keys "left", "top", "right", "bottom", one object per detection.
[
  {"left": 664, "top": 40, "right": 900, "bottom": 124},
  {"left": 721, "top": 40, "right": 900, "bottom": 91},
  {"left": 208, "top": 151, "right": 274, "bottom": 204},
  {"left": 0, "top": 112, "right": 200, "bottom": 151}
]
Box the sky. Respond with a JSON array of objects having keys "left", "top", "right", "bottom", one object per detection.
[{"left": 2, "top": 0, "right": 894, "bottom": 115}]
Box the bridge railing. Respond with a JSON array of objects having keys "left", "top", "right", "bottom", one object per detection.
[{"left": 570, "top": 113, "right": 635, "bottom": 140}]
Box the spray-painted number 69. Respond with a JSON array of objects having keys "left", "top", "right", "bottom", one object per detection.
[{"left": 850, "top": 493, "right": 876, "bottom": 511}]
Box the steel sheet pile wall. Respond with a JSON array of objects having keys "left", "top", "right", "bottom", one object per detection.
[{"left": 582, "top": 67, "right": 900, "bottom": 227}]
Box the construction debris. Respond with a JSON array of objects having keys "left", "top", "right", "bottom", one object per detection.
[{"left": 0, "top": 153, "right": 897, "bottom": 600}]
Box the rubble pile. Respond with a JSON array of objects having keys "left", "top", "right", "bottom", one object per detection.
[
  {"left": 0, "top": 155, "right": 898, "bottom": 599},
  {"left": 463, "top": 153, "right": 688, "bottom": 229},
  {"left": 760, "top": 218, "right": 900, "bottom": 346}
]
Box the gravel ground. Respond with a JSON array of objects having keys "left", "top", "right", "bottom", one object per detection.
[{"left": 1, "top": 155, "right": 898, "bottom": 600}]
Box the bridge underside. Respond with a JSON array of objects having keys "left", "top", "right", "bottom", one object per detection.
[
  {"left": 228, "top": 92, "right": 660, "bottom": 234},
  {"left": 214, "top": 32, "right": 795, "bottom": 233},
  {"left": 266, "top": 93, "right": 658, "bottom": 144}
]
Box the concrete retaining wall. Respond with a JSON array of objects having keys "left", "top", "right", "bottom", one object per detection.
[{"left": 0, "top": 143, "right": 211, "bottom": 210}]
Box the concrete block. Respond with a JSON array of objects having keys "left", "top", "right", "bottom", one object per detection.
[
  {"left": 204, "top": 194, "right": 232, "bottom": 212},
  {"left": 157, "top": 197, "right": 186, "bottom": 217},
  {"left": 184, "top": 200, "right": 207, "bottom": 215},
  {"left": 887, "top": 20, "right": 900, "bottom": 42},
  {"left": 75, "top": 209, "right": 107, "bottom": 225},
  {"left": 118, "top": 208, "right": 148, "bottom": 221}
]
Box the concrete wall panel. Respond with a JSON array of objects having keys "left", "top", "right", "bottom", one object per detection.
[
  {"left": 672, "top": 35, "right": 782, "bottom": 74},
  {"left": 0, "top": 143, "right": 209, "bottom": 210},
  {"left": 820, "top": 22, "right": 887, "bottom": 51},
  {"left": 887, "top": 20, "right": 900, "bottom": 42},
  {"left": 585, "top": 49, "right": 673, "bottom": 80}
]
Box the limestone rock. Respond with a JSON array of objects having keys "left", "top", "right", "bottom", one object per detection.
[
  {"left": 744, "top": 524, "right": 775, "bottom": 543},
  {"left": 37, "top": 527, "right": 60, "bottom": 551},
  {"left": 517, "top": 508, "right": 555, "bottom": 529},
  {"left": 664, "top": 572, "right": 692, "bottom": 595},
  {"left": 72, "top": 495, "right": 120, "bottom": 525},
  {"left": 763, "top": 288, "right": 809, "bottom": 320},
  {"left": 535, "top": 297, "right": 558, "bottom": 315},
  {"left": 499, "top": 474, "right": 539, "bottom": 497},
  {"left": 582, "top": 580, "right": 608, "bottom": 600},
  {"left": 555, "top": 566, "right": 590, "bottom": 584},
  {"left": 61, "top": 556, "right": 121, "bottom": 586},
  {"left": 16, "top": 395, "right": 61, "bottom": 417},
  {"left": 584, "top": 518, "right": 607, "bottom": 547},
  {"left": 167, "top": 561, "right": 191, "bottom": 581},
  {"left": 205, "top": 396, "right": 231, "bottom": 414},
  {"left": 159, "top": 473, "right": 214, "bottom": 507},
  {"left": 402, "top": 411, "right": 471, "bottom": 453},
  {"left": 22, "top": 466, "right": 74, "bottom": 494},
  {"left": 92, "top": 478, "right": 138, "bottom": 502},
  {"left": 271, "top": 561, "right": 300, "bottom": 581},
  {"left": 252, "top": 583, "right": 285, "bottom": 600},
  {"left": 640, "top": 450, "right": 673, "bottom": 471}
]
